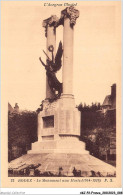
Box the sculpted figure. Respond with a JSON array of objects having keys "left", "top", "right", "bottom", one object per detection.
[{"left": 39, "top": 41, "right": 63, "bottom": 101}]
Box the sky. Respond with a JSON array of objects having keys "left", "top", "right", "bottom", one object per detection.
[{"left": 1, "top": 1, "right": 121, "bottom": 111}]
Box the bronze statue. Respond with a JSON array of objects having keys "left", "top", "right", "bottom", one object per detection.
[{"left": 39, "top": 41, "right": 63, "bottom": 101}]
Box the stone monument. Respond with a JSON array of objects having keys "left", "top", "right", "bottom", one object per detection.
[
  {"left": 28, "top": 6, "right": 88, "bottom": 155},
  {"left": 9, "top": 6, "right": 116, "bottom": 177}
]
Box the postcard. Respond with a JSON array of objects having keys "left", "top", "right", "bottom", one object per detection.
[{"left": 1, "top": 0, "right": 122, "bottom": 191}]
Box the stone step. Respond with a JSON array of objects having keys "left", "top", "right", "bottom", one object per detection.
[
  {"left": 28, "top": 148, "right": 89, "bottom": 154},
  {"left": 30, "top": 140, "right": 86, "bottom": 152}
]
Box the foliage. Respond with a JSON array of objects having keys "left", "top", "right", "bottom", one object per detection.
[
  {"left": 8, "top": 111, "right": 37, "bottom": 161},
  {"left": 77, "top": 102, "right": 116, "bottom": 162},
  {"left": 78, "top": 102, "right": 116, "bottom": 133}
]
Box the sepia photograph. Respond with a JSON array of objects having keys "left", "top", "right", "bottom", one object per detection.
[{"left": 1, "top": 0, "right": 121, "bottom": 189}]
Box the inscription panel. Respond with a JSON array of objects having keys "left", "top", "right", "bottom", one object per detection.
[
  {"left": 59, "top": 110, "right": 66, "bottom": 133},
  {"left": 43, "top": 115, "right": 54, "bottom": 128},
  {"left": 66, "top": 110, "right": 73, "bottom": 132}
]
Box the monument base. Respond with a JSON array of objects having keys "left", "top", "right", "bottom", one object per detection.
[
  {"left": 27, "top": 136, "right": 89, "bottom": 154},
  {"left": 9, "top": 153, "right": 116, "bottom": 177},
  {"left": 28, "top": 96, "right": 89, "bottom": 155}
]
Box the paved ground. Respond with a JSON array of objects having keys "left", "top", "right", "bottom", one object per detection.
[{"left": 9, "top": 153, "right": 116, "bottom": 177}]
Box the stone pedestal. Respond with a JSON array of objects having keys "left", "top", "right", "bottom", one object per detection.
[{"left": 28, "top": 97, "right": 89, "bottom": 154}]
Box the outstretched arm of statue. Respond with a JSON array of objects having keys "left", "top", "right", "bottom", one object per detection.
[
  {"left": 39, "top": 57, "right": 46, "bottom": 67},
  {"left": 43, "top": 50, "right": 51, "bottom": 61},
  {"left": 52, "top": 50, "right": 55, "bottom": 63}
]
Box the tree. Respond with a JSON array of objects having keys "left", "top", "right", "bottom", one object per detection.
[
  {"left": 77, "top": 101, "right": 116, "bottom": 163},
  {"left": 8, "top": 111, "right": 37, "bottom": 161},
  {"left": 96, "top": 131, "right": 110, "bottom": 161}
]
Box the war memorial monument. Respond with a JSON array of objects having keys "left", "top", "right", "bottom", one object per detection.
[{"left": 9, "top": 6, "right": 116, "bottom": 177}]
